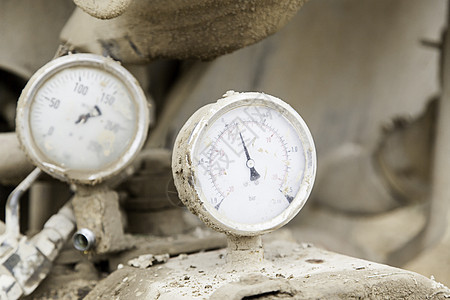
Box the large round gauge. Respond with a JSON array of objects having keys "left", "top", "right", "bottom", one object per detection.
[
  {"left": 172, "top": 92, "right": 316, "bottom": 236},
  {"left": 16, "top": 53, "right": 150, "bottom": 184}
]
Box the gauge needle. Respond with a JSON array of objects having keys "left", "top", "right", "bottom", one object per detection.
[
  {"left": 75, "top": 105, "right": 102, "bottom": 124},
  {"left": 239, "top": 132, "right": 260, "bottom": 181}
]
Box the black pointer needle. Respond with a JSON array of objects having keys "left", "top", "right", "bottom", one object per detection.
[
  {"left": 75, "top": 105, "right": 102, "bottom": 124},
  {"left": 239, "top": 132, "right": 260, "bottom": 181}
]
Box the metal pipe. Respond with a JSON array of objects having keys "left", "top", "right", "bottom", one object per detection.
[
  {"left": 226, "top": 235, "right": 263, "bottom": 270},
  {"left": 72, "top": 228, "right": 96, "bottom": 251},
  {"left": 4, "top": 168, "right": 41, "bottom": 240}
]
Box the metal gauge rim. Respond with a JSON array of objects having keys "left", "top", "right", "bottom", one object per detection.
[
  {"left": 174, "top": 92, "right": 316, "bottom": 236},
  {"left": 16, "top": 53, "right": 150, "bottom": 184}
]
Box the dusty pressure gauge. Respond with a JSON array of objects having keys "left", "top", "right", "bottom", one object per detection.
[
  {"left": 16, "top": 53, "right": 150, "bottom": 184},
  {"left": 172, "top": 92, "right": 316, "bottom": 236}
]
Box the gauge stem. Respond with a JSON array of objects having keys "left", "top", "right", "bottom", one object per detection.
[{"left": 227, "top": 234, "right": 264, "bottom": 269}]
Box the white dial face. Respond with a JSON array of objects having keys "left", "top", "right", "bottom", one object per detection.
[
  {"left": 29, "top": 66, "right": 137, "bottom": 172},
  {"left": 193, "top": 104, "right": 306, "bottom": 225}
]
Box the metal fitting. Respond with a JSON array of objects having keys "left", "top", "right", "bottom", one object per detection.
[{"left": 72, "top": 228, "right": 96, "bottom": 251}]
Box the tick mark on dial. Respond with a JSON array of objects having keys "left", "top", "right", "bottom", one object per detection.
[
  {"left": 280, "top": 189, "right": 294, "bottom": 203},
  {"left": 214, "top": 198, "right": 225, "bottom": 210},
  {"left": 285, "top": 194, "right": 294, "bottom": 203}
]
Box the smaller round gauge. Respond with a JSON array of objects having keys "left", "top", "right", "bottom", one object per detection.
[
  {"left": 16, "top": 53, "right": 150, "bottom": 184},
  {"left": 172, "top": 92, "right": 316, "bottom": 236}
]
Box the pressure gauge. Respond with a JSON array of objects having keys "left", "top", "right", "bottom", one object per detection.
[
  {"left": 172, "top": 92, "right": 316, "bottom": 236},
  {"left": 16, "top": 54, "right": 150, "bottom": 184}
]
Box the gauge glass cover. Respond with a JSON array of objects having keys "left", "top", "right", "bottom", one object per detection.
[
  {"left": 174, "top": 92, "right": 316, "bottom": 235},
  {"left": 16, "top": 54, "right": 149, "bottom": 183}
]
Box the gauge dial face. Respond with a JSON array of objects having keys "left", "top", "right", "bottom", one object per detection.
[
  {"left": 173, "top": 92, "right": 316, "bottom": 235},
  {"left": 17, "top": 54, "right": 149, "bottom": 184},
  {"left": 194, "top": 105, "right": 305, "bottom": 225},
  {"left": 30, "top": 66, "right": 136, "bottom": 171}
]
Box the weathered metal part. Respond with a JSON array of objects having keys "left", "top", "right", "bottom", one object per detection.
[
  {"left": 60, "top": 0, "right": 307, "bottom": 63},
  {"left": 84, "top": 240, "right": 450, "bottom": 299},
  {"left": 72, "top": 186, "right": 127, "bottom": 254},
  {"left": 0, "top": 133, "right": 34, "bottom": 185},
  {"left": 73, "top": 0, "right": 132, "bottom": 20},
  {"left": 0, "top": 202, "right": 76, "bottom": 299},
  {"left": 4, "top": 168, "right": 41, "bottom": 241},
  {"left": 0, "top": 238, "right": 51, "bottom": 299},
  {"left": 30, "top": 203, "right": 76, "bottom": 262},
  {"left": 227, "top": 235, "right": 263, "bottom": 269},
  {"left": 73, "top": 228, "right": 96, "bottom": 251}
]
